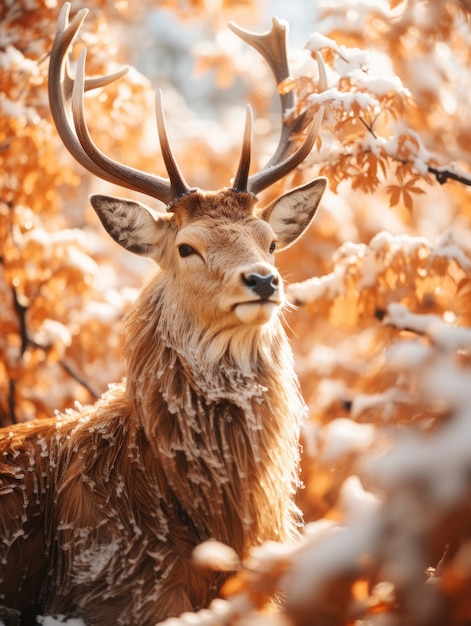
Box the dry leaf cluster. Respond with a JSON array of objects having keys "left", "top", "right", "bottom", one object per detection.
[{"left": 1, "top": 0, "right": 471, "bottom": 624}]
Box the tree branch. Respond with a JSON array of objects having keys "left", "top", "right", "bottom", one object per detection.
[
  {"left": 10, "top": 286, "right": 100, "bottom": 401},
  {"left": 427, "top": 163, "right": 471, "bottom": 187},
  {"left": 353, "top": 114, "right": 471, "bottom": 188}
]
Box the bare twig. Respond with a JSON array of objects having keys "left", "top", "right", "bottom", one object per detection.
[
  {"left": 11, "top": 286, "right": 29, "bottom": 357},
  {"left": 8, "top": 380, "right": 17, "bottom": 425},
  {"left": 59, "top": 359, "right": 100, "bottom": 399},
  {"left": 358, "top": 116, "right": 378, "bottom": 139}
]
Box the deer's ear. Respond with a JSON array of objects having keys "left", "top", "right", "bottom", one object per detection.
[
  {"left": 261, "top": 177, "right": 327, "bottom": 250},
  {"left": 90, "top": 195, "right": 172, "bottom": 257}
]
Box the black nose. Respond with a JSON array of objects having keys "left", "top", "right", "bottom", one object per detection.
[{"left": 242, "top": 273, "right": 278, "bottom": 299}]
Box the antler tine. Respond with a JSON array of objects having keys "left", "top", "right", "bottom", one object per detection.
[
  {"left": 155, "top": 91, "right": 193, "bottom": 203},
  {"left": 70, "top": 49, "right": 169, "bottom": 204},
  {"left": 49, "top": 2, "right": 181, "bottom": 206},
  {"left": 229, "top": 18, "right": 326, "bottom": 196},
  {"left": 49, "top": 5, "right": 101, "bottom": 174},
  {"left": 229, "top": 17, "right": 293, "bottom": 164},
  {"left": 232, "top": 104, "right": 253, "bottom": 193}
]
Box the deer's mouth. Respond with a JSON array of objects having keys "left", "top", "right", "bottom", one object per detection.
[{"left": 233, "top": 299, "right": 280, "bottom": 324}]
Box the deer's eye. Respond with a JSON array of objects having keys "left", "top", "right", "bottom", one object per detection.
[
  {"left": 269, "top": 241, "right": 277, "bottom": 254},
  {"left": 178, "top": 244, "right": 195, "bottom": 258}
]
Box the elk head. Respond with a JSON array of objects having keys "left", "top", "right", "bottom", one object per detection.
[{"left": 48, "top": 4, "right": 327, "bottom": 330}]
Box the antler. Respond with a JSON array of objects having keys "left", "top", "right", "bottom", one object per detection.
[
  {"left": 49, "top": 6, "right": 325, "bottom": 206},
  {"left": 229, "top": 18, "right": 327, "bottom": 195},
  {"left": 48, "top": 2, "right": 192, "bottom": 206}
]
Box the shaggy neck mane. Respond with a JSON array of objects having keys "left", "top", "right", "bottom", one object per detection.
[{"left": 124, "top": 275, "right": 306, "bottom": 556}]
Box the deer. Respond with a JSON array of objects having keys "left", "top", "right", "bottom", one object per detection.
[{"left": 0, "top": 4, "right": 327, "bottom": 625}]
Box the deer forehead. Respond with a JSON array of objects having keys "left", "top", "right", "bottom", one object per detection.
[
  {"left": 175, "top": 217, "right": 275, "bottom": 254},
  {"left": 171, "top": 189, "right": 275, "bottom": 252},
  {"left": 171, "top": 188, "right": 256, "bottom": 221}
]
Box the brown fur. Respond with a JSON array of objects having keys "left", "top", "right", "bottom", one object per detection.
[{"left": 0, "top": 186, "right": 325, "bottom": 623}]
